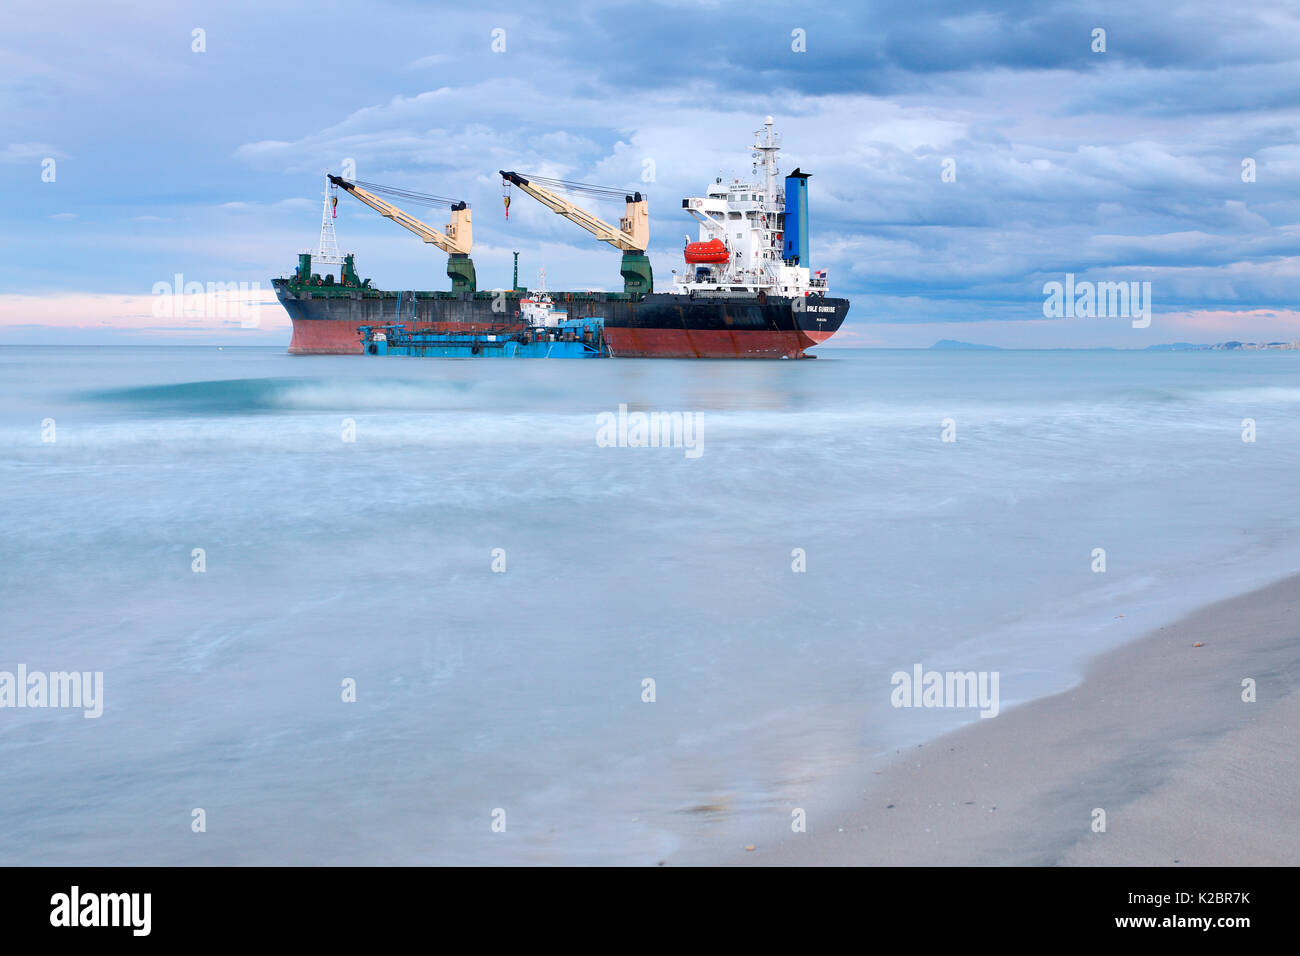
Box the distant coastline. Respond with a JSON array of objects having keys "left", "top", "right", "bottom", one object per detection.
[
  {"left": 929, "top": 339, "right": 1300, "bottom": 351},
  {"left": 929, "top": 339, "right": 1002, "bottom": 350},
  {"left": 1141, "top": 340, "right": 1300, "bottom": 351}
]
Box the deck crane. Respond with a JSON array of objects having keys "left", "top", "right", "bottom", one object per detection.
[
  {"left": 499, "top": 172, "right": 652, "bottom": 294},
  {"left": 327, "top": 175, "right": 477, "bottom": 293}
]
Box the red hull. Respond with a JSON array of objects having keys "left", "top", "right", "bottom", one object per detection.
[
  {"left": 288, "top": 318, "right": 520, "bottom": 355},
  {"left": 289, "top": 318, "right": 822, "bottom": 358},
  {"left": 605, "top": 327, "right": 812, "bottom": 358}
]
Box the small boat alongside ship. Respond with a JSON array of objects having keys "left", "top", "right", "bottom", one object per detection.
[
  {"left": 359, "top": 271, "right": 608, "bottom": 358},
  {"left": 272, "top": 118, "right": 848, "bottom": 358},
  {"left": 358, "top": 317, "right": 608, "bottom": 359}
]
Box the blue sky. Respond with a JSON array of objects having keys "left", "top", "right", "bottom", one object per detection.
[{"left": 2, "top": 0, "right": 1298, "bottom": 346}]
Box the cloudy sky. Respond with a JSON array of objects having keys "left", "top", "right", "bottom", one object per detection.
[{"left": 2, "top": 0, "right": 1297, "bottom": 346}]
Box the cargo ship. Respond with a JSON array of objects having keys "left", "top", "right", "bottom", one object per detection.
[{"left": 273, "top": 118, "right": 848, "bottom": 358}]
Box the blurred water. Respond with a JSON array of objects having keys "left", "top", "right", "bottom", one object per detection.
[{"left": 2, "top": 345, "right": 1298, "bottom": 864}]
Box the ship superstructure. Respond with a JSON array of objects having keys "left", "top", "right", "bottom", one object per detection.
[
  {"left": 518, "top": 268, "right": 569, "bottom": 327},
  {"left": 675, "top": 116, "right": 829, "bottom": 299}
]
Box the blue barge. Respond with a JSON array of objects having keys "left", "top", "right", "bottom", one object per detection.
[{"left": 358, "top": 316, "right": 608, "bottom": 358}]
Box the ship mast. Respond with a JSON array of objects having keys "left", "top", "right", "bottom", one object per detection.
[
  {"left": 752, "top": 115, "right": 780, "bottom": 206},
  {"left": 316, "top": 172, "right": 344, "bottom": 265}
]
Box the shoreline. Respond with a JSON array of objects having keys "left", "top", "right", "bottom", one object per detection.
[{"left": 717, "top": 572, "right": 1300, "bottom": 866}]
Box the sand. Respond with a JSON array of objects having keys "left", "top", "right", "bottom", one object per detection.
[{"left": 726, "top": 573, "right": 1300, "bottom": 866}]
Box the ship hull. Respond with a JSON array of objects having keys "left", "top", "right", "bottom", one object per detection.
[{"left": 275, "top": 280, "right": 848, "bottom": 358}]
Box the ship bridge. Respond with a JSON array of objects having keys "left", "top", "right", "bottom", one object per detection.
[{"left": 673, "top": 117, "right": 829, "bottom": 298}]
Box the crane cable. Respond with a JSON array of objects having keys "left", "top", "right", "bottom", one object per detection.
[
  {"left": 348, "top": 179, "right": 464, "bottom": 209},
  {"left": 515, "top": 174, "right": 644, "bottom": 202}
]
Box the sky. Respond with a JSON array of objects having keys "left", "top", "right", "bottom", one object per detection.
[{"left": 1, "top": 0, "right": 1298, "bottom": 347}]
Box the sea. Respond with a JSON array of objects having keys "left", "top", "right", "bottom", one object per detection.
[{"left": 2, "top": 345, "right": 1298, "bottom": 864}]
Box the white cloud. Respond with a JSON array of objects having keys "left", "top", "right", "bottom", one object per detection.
[{"left": 1, "top": 142, "right": 66, "bottom": 163}]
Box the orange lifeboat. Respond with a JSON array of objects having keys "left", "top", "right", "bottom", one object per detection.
[{"left": 684, "top": 238, "right": 729, "bottom": 264}]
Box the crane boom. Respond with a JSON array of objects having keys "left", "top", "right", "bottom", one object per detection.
[
  {"left": 500, "top": 171, "right": 652, "bottom": 294},
  {"left": 329, "top": 175, "right": 476, "bottom": 292},
  {"left": 329, "top": 175, "right": 472, "bottom": 254},
  {"left": 499, "top": 172, "right": 647, "bottom": 252}
]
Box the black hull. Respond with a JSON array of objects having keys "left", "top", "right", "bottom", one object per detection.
[{"left": 275, "top": 279, "right": 848, "bottom": 357}]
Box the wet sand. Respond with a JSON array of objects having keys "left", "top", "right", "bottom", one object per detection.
[{"left": 727, "top": 574, "right": 1300, "bottom": 866}]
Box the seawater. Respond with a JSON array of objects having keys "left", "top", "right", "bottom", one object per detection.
[{"left": 2, "top": 345, "right": 1298, "bottom": 864}]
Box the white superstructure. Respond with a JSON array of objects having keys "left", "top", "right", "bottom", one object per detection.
[
  {"left": 672, "top": 117, "right": 829, "bottom": 297},
  {"left": 519, "top": 267, "right": 568, "bottom": 327}
]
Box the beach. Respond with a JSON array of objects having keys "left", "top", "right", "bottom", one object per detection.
[{"left": 725, "top": 572, "right": 1300, "bottom": 866}]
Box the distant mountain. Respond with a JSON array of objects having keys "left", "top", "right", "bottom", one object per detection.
[
  {"left": 922, "top": 339, "right": 1297, "bottom": 352},
  {"left": 1146, "top": 341, "right": 1299, "bottom": 351},
  {"left": 930, "top": 339, "right": 1002, "bottom": 350}
]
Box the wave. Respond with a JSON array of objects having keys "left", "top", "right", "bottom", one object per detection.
[{"left": 80, "top": 377, "right": 485, "bottom": 414}]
